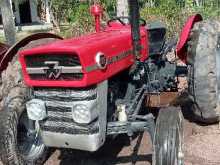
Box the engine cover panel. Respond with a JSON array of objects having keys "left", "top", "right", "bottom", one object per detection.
[{"left": 19, "top": 26, "right": 148, "bottom": 88}]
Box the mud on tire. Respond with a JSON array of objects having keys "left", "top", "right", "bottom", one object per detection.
[
  {"left": 187, "top": 20, "right": 220, "bottom": 123},
  {"left": 0, "top": 57, "right": 46, "bottom": 165},
  {"left": 0, "top": 39, "right": 59, "bottom": 165}
]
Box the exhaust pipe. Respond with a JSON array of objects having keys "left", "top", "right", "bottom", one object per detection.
[{"left": 128, "top": 0, "right": 141, "bottom": 60}]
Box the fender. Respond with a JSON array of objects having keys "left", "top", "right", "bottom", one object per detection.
[
  {"left": 176, "top": 14, "right": 203, "bottom": 61},
  {"left": 0, "top": 33, "right": 63, "bottom": 73}
]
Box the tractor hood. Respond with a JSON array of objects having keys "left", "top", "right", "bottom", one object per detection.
[{"left": 19, "top": 26, "right": 148, "bottom": 87}]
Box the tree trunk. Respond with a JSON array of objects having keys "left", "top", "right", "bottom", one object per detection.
[
  {"left": 45, "top": 0, "right": 51, "bottom": 23},
  {"left": 0, "top": 0, "right": 16, "bottom": 45},
  {"left": 117, "top": 0, "right": 128, "bottom": 17}
]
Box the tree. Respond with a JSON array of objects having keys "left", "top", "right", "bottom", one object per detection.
[{"left": 0, "top": 0, "right": 16, "bottom": 45}]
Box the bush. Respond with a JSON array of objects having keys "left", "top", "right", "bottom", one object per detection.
[
  {"left": 55, "top": 1, "right": 117, "bottom": 37},
  {"left": 53, "top": 0, "right": 220, "bottom": 38},
  {"left": 141, "top": 0, "right": 220, "bottom": 38}
]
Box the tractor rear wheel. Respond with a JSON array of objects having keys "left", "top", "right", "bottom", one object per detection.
[
  {"left": 153, "top": 107, "right": 184, "bottom": 165},
  {"left": 187, "top": 20, "right": 220, "bottom": 123}
]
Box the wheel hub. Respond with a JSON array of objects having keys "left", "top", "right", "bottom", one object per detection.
[{"left": 17, "top": 113, "right": 45, "bottom": 161}]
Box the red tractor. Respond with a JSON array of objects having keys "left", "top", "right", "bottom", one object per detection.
[{"left": 0, "top": 1, "right": 219, "bottom": 164}]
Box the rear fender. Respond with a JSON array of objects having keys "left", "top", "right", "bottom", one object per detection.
[
  {"left": 0, "top": 33, "right": 63, "bottom": 73},
  {"left": 176, "top": 14, "right": 203, "bottom": 62}
]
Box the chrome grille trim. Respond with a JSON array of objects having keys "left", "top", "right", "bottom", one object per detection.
[
  {"left": 40, "top": 104, "right": 99, "bottom": 135},
  {"left": 33, "top": 87, "right": 97, "bottom": 101},
  {"left": 40, "top": 120, "right": 99, "bottom": 135},
  {"left": 27, "top": 66, "right": 83, "bottom": 74}
]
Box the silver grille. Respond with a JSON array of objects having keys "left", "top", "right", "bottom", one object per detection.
[
  {"left": 33, "top": 87, "right": 97, "bottom": 102},
  {"left": 40, "top": 105, "right": 99, "bottom": 135}
]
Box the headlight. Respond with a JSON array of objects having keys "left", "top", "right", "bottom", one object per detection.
[
  {"left": 72, "top": 101, "right": 98, "bottom": 124},
  {"left": 26, "top": 99, "right": 47, "bottom": 121}
]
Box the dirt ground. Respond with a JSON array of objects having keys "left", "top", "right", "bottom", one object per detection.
[
  {"left": 0, "top": 114, "right": 220, "bottom": 165},
  {"left": 184, "top": 121, "right": 220, "bottom": 165},
  {"left": 45, "top": 133, "right": 152, "bottom": 165},
  {"left": 43, "top": 118, "right": 220, "bottom": 165}
]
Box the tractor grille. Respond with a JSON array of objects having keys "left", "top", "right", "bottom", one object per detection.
[
  {"left": 25, "top": 54, "right": 81, "bottom": 67},
  {"left": 24, "top": 54, "right": 83, "bottom": 81},
  {"left": 40, "top": 105, "right": 99, "bottom": 135},
  {"left": 33, "top": 87, "right": 97, "bottom": 102},
  {"left": 36, "top": 87, "right": 99, "bottom": 135}
]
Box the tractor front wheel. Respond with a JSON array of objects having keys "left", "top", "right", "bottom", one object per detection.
[
  {"left": 152, "top": 107, "right": 184, "bottom": 165},
  {"left": 0, "top": 37, "right": 61, "bottom": 165},
  {"left": 0, "top": 109, "right": 47, "bottom": 165},
  {"left": 0, "top": 56, "right": 47, "bottom": 165}
]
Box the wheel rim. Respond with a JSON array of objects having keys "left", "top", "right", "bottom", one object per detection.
[{"left": 17, "top": 112, "right": 45, "bottom": 161}]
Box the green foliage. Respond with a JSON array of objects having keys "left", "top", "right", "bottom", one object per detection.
[
  {"left": 185, "top": 0, "right": 193, "bottom": 7},
  {"left": 52, "top": 0, "right": 220, "bottom": 38},
  {"left": 69, "top": 3, "right": 94, "bottom": 36},
  {"left": 100, "top": 0, "right": 117, "bottom": 16},
  {"left": 51, "top": 0, "right": 77, "bottom": 23},
  {"left": 52, "top": 0, "right": 117, "bottom": 37},
  {"left": 141, "top": 0, "right": 183, "bottom": 37},
  {"left": 141, "top": 0, "right": 220, "bottom": 37}
]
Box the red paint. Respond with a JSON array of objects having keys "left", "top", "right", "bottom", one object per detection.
[
  {"left": 19, "top": 25, "right": 148, "bottom": 88},
  {"left": 176, "top": 14, "right": 203, "bottom": 61},
  {"left": 90, "top": 5, "right": 103, "bottom": 32}
]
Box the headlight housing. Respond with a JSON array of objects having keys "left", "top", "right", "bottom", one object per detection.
[
  {"left": 72, "top": 100, "right": 98, "bottom": 124},
  {"left": 26, "top": 99, "right": 47, "bottom": 121}
]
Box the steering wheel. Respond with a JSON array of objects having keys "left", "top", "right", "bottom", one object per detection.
[{"left": 107, "top": 17, "right": 146, "bottom": 27}]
